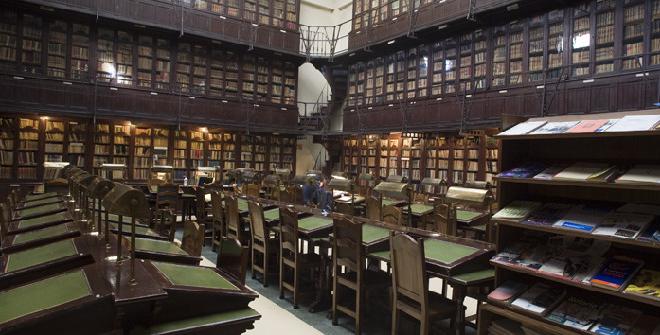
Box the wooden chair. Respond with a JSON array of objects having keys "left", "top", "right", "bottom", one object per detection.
[
  {"left": 181, "top": 220, "right": 204, "bottom": 257},
  {"left": 279, "top": 206, "right": 321, "bottom": 308},
  {"left": 382, "top": 205, "right": 403, "bottom": 226},
  {"left": 154, "top": 184, "right": 179, "bottom": 236},
  {"left": 248, "top": 200, "right": 279, "bottom": 287},
  {"left": 210, "top": 191, "right": 225, "bottom": 251},
  {"left": 390, "top": 233, "right": 456, "bottom": 335},
  {"left": 365, "top": 196, "right": 382, "bottom": 221},
  {"left": 331, "top": 216, "right": 364, "bottom": 333},
  {"left": 428, "top": 204, "right": 456, "bottom": 236},
  {"left": 216, "top": 237, "right": 249, "bottom": 286}
]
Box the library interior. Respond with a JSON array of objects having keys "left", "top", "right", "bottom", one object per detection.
[{"left": 1, "top": 0, "right": 660, "bottom": 334}]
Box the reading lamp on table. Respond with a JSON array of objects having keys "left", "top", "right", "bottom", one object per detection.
[
  {"left": 102, "top": 183, "right": 150, "bottom": 284},
  {"left": 373, "top": 181, "right": 413, "bottom": 226}
]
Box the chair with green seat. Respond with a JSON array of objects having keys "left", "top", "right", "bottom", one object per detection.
[
  {"left": 278, "top": 207, "right": 321, "bottom": 309},
  {"left": 248, "top": 200, "right": 279, "bottom": 287},
  {"left": 210, "top": 191, "right": 225, "bottom": 251},
  {"left": 216, "top": 237, "right": 249, "bottom": 285},
  {"left": 390, "top": 233, "right": 457, "bottom": 335}
]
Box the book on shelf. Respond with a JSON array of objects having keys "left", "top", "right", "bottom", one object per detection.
[
  {"left": 499, "top": 121, "right": 547, "bottom": 136},
  {"left": 521, "top": 203, "right": 573, "bottom": 226},
  {"left": 592, "top": 212, "right": 654, "bottom": 239},
  {"left": 606, "top": 115, "right": 660, "bottom": 132},
  {"left": 590, "top": 256, "right": 644, "bottom": 291},
  {"left": 498, "top": 162, "right": 546, "bottom": 178},
  {"left": 553, "top": 163, "right": 615, "bottom": 182},
  {"left": 510, "top": 282, "right": 565, "bottom": 316},
  {"left": 552, "top": 204, "right": 613, "bottom": 232},
  {"left": 567, "top": 119, "right": 610, "bottom": 133},
  {"left": 623, "top": 269, "right": 660, "bottom": 302},
  {"left": 532, "top": 164, "right": 569, "bottom": 180},
  {"left": 530, "top": 121, "right": 580, "bottom": 135},
  {"left": 590, "top": 304, "right": 642, "bottom": 335},
  {"left": 546, "top": 297, "right": 603, "bottom": 331},
  {"left": 615, "top": 165, "right": 660, "bottom": 185},
  {"left": 493, "top": 201, "right": 543, "bottom": 221},
  {"left": 487, "top": 280, "right": 528, "bottom": 304}
]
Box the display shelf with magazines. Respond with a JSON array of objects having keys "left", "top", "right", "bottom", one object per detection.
[{"left": 481, "top": 112, "right": 660, "bottom": 334}]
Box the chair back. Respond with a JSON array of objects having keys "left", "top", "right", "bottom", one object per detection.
[
  {"left": 333, "top": 216, "right": 363, "bottom": 273},
  {"left": 365, "top": 196, "right": 381, "bottom": 221},
  {"left": 248, "top": 200, "right": 266, "bottom": 240},
  {"left": 225, "top": 194, "right": 241, "bottom": 238},
  {"left": 246, "top": 184, "right": 260, "bottom": 198},
  {"left": 181, "top": 220, "right": 204, "bottom": 256},
  {"left": 391, "top": 233, "right": 428, "bottom": 308},
  {"left": 382, "top": 205, "right": 403, "bottom": 226},
  {"left": 279, "top": 207, "right": 299, "bottom": 258},
  {"left": 216, "top": 237, "right": 249, "bottom": 285},
  {"left": 432, "top": 203, "right": 456, "bottom": 236},
  {"left": 156, "top": 184, "right": 179, "bottom": 209}
]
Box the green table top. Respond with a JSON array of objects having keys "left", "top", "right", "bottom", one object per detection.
[
  {"left": 24, "top": 192, "right": 59, "bottom": 202},
  {"left": 18, "top": 203, "right": 65, "bottom": 218},
  {"left": 450, "top": 268, "right": 495, "bottom": 285},
  {"left": 408, "top": 203, "right": 434, "bottom": 216},
  {"left": 135, "top": 238, "right": 188, "bottom": 255},
  {"left": 237, "top": 198, "right": 248, "bottom": 212},
  {"left": 263, "top": 208, "right": 280, "bottom": 222},
  {"left": 298, "top": 216, "right": 333, "bottom": 233},
  {"left": 17, "top": 212, "right": 70, "bottom": 230},
  {"left": 153, "top": 261, "right": 238, "bottom": 290},
  {"left": 423, "top": 238, "right": 479, "bottom": 265},
  {"left": 22, "top": 197, "right": 62, "bottom": 208},
  {"left": 367, "top": 238, "right": 479, "bottom": 266},
  {"left": 12, "top": 224, "right": 71, "bottom": 244},
  {"left": 111, "top": 223, "right": 160, "bottom": 237},
  {"left": 456, "top": 210, "right": 484, "bottom": 223},
  {"left": 5, "top": 239, "right": 78, "bottom": 273},
  {"left": 362, "top": 224, "right": 390, "bottom": 244},
  {"left": 130, "top": 308, "right": 259, "bottom": 335},
  {"left": 0, "top": 270, "right": 91, "bottom": 324}
]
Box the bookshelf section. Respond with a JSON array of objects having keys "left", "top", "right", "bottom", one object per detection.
[{"left": 482, "top": 116, "right": 660, "bottom": 334}]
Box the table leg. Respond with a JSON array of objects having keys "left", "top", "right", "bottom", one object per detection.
[{"left": 453, "top": 284, "right": 467, "bottom": 335}]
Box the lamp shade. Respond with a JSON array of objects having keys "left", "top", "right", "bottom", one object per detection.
[{"left": 101, "top": 183, "right": 150, "bottom": 219}]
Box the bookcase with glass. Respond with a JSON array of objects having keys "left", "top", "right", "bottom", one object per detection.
[{"left": 481, "top": 114, "right": 660, "bottom": 335}]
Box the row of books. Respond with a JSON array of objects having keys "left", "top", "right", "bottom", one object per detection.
[
  {"left": 499, "top": 162, "right": 660, "bottom": 185},
  {"left": 500, "top": 115, "right": 660, "bottom": 136},
  {"left": 493, "top": 201, "right": 660, "bottom": 241},
  {"left": 488, "top": 281, "right": 660, "bottom": 333}
]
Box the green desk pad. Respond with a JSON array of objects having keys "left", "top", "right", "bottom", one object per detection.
[
  {"left": 17, "top": 212, "right": 70, "bottom": 230},
  {"left": 22, "top": 197, "right": 62, "bottom": 208},
  {"left": 18, "top": 203, "right": 65, "bottom": 218},
  {"left": 153, "top": 261, "right": 238, "bottom": 290},
  {"left": 5, "top": 239, "right": 78, "bottom": 273},
  {"left": 111, "top": 223, "right": 160, "bottom": 237},
  {"left": 450, "top": 268, "right": 495, "bottom": 285},
  {"left": 368, "top": 239, "right": 479, "bottom": 266},
  {"left": 130, "top": 308, "right": 259, "bottom": 335},
  {"left": 263, "top": 208, "right": 280, "bottom": 222},
  {"left": 24, "top": 192, "right": 59, "bottom": 202},
  {"left": 456, "top": 210, "right": 483, "bottom": 222},
  {"left": 12, "top": 224, "right": 72, "bottom": 244},
  {"left": 408, "top": 203, "right": 434, "bottom": 216},
  {"left": 362, "top": 224, "right": 390, "bottom": 244},
  {"left": 423, "top": 238, "right": 478, "bottom": 265},
  {"left": 0, "top": 270, "right": 91, "bottom": 324},
  {"left": 237, "top": 199, "right": 248, "bottom": 212},
  {"left": 135, "top": 238, "right": 188, "bottom": 255},
  {"left": 298, "top": 216, "right": 332, "bottom": 232}
]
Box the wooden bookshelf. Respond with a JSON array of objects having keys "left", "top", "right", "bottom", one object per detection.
[{"left": 484, "top": 114, "right": 660, "bottom": 333}]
